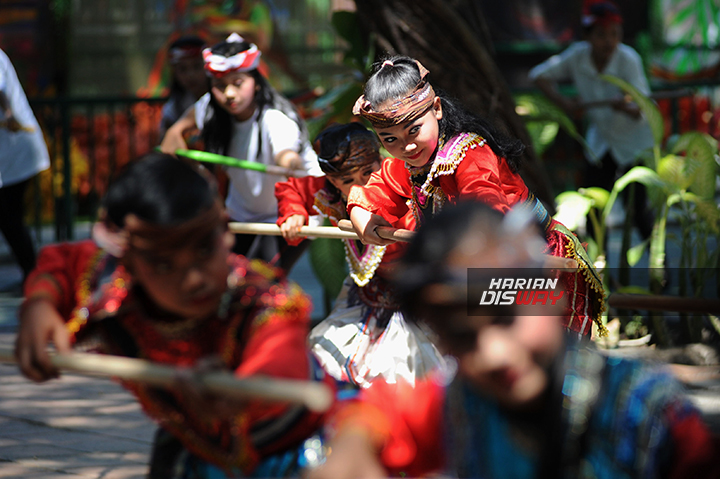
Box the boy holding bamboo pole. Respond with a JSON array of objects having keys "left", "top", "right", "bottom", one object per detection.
[{"left": 14, "top": 153, "right": 334, "bottom": 478}]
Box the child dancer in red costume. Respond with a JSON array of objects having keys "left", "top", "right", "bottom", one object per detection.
[
  {"left": 348, "top": 56, "right": 605, "bottom": 337},
  {"left": 275, "top": 123, "right": 446, "bottom": 388},
  {"left": 14, "top": 153, "right": 333, "bottom": 478}
]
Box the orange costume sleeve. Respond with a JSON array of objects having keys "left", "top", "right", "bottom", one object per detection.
[
  {"left": 441, "top": 144, "right": 529, "bottom": 214},
  {"left": 23, "top": 240, "right": 101, "bottom": 320},
  {"left": 275, "top": 176, "right": 328, "bottom": 226},
  {"left": 330, "top": 378, "right": 446, "bottom": 477},
  {"left": 346, "top": 141, "right": 529, "bottom": 229},
  {"left": 346, "top": 158, "right": 417, "bottom": 230}
]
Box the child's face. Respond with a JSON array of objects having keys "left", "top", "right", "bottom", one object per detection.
[
  {"left": 172, "top": 57, "right": 207, "bottom": 98},
  {"left": 374, "top": 97, "right": 442, "bottom": 168},
  {"left": 326, "top": 161, "right": 381, "bottom": 199},
  {"left": 128, "top": 227, "right": 235, "bottom": 319},
  {"left": 448, "top": 313, "right": 563, "bottom": 409},
  {"left": 587, "top": 23, "right": 621, "bottom": 66},
  {"left": 211, "top": 71, "right": 258, "bottom": 121}
]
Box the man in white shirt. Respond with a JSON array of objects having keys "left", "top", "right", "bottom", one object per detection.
[
  {"left": 0, "top": 48, "right": 50, "bottom": 284},
  {"left": 529, "top": 0, "right": 655, "bottom": 239}
]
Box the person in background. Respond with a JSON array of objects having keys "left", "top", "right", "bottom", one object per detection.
[
  {"left": 275, "top": 123, "right": 447, "bottom": 388},
  {"left": 160, "top": 33, "right": 322, "bottom": 271},
  {"left": 529, "top": 0, "right": 655, "bottom": 239},
  {"left": 311, "top": 201, "right": 719, "bottom": 479},
  {"left": 14, "top": 153, "right": 333, "bottom": 478},
  {"left": 0, "top": 47, "right": 50, "bottom": 286},
  {"left": 158, "top": 35, "right": 209, "bottom": 139}
]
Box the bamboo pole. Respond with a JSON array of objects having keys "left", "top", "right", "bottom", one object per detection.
[
  {"left": 0, "top": 348, "right": 333, "bottom": 413},
  {"left": 229, "top": 222, "right": 358, "bottom": 240},
  {"left": 174, "top": 149, "right": 306, "bottom": 178},
  {"left": 608, "top": 294, "right": 720, "bottom": 314},
  {"left": 335, "top": 220, "right": 577, "bottom": 270},
  {"left": 336, "top": 219, "right": 415, "bottom": 242}
]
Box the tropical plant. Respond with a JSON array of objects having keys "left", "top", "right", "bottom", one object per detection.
[{"left": 554, "top": 75, "right": 720, "bottom": 345}]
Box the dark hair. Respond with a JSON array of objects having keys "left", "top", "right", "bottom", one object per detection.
[
  {"left": 393, "top": 201, "right": 505, "bottom": 321},
  {"left": 582, "top": 1, "right": 623, "bottom": 35},
  {"left": 364, "top": 55, "right": 525, "bottom": 172},
  {"left": 313, "top": 122, "right": 381, "bottom": 203},
  {"left": 103, "top": 152, "right": 215, "bottom": 227},
  {"left": 201, "top": 39, "right": 308, "bottom": 156},
  {"left": 165, "top": 36, "right": 209, "bottom": 132}
]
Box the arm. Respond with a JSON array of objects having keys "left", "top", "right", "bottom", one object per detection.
[
  {"left": 0, "top": 90, "right": 22, "bottom": 132},
  {"left": 275, "top": 176, "right": 325, "bottom": 244},
  {"left": 346, "top": 159, "right": 413, "bottom": 245},
  {"left": 312, "top": 379, "right": 445, "bottom": 479},
  {"left": 15, "top": 241, "right": 100, "bottom": 381},
  {"left": 159, "top": 105, "right": 196, "bottom": 154},
  {"left": 533, "top": 77, "right": 584, "bottom": 120}
]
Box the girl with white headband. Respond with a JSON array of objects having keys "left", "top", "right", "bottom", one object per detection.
[{"left": 160, "top": 33, "right": 322, "bottom": 271}]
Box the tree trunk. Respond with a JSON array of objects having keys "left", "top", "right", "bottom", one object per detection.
[{"left": 353, "top": 0, "right": 556, "bottom": 211}]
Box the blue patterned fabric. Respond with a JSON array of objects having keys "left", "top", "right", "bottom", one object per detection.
[{"left": 443, "top": 343, "right": 699, "bottom": 479}]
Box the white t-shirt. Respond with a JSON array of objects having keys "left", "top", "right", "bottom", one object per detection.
[
  {"left": 529, "top": 42, "right": 655, "bottom": 166},
  {"left": 195, "top": 93, "right": 322, "bottom": 222},
  {"left": 0, "top": 49, "right": 50, "bottom": 188}
]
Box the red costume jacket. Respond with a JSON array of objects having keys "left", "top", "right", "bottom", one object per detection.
[
  {"left": 330, "top": 351, "right": 720, "bottom": 479},
  {"left": 275, "top": 174, "right": 403, "bottom": 282},
  {"left": 346, "top": 133, "right": 606, "bottom": 336},
  {"left": 23, "top": 240, "right": 333, "bottom": 474}
]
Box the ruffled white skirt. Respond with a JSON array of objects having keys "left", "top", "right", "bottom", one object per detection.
[{"left": 309, "top": 277, "right": 448, "bottom": 388}]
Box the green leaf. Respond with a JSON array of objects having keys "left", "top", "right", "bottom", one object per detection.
[
  {"left": 626, "top": 239, "right": 649, "bottom": 267},
  {"left": 670, "top": 132, "right": 719, "bottom": 200},
  {"left": 578, "top": 187, "right": 610, "bottom": 210},
  {"left": 599, "top": 75, "right": 664, "bottom": 147},
  {"left": 308, "top": 227, "right": 348, "bottom": 301},
  {"left": 615, "top": 285, "right": 652, "bottom": 295},
  {"left": 553, "top": 191, "right": 593, "bottom": 230},
  {"left": 613, "top": 166, "right": 665, "bottom": 193},
  {"left": 657, "top": 154, "right": 691, "bottom": 190}
]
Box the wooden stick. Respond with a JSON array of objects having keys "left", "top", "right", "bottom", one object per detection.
[
  {"left": 174, "top": 149, "right": 306, "bottom": 178},
  {"left": 229, "top": 222, "right": 358, "bottom": 240},
  {"left": 608, "top": 294, "right": 720, "bottom": 314},
  {"left": 336, "top": 219, "right": 415, "bottom": 242},
  {"left": 0, "top": 120, "right": 34, "bottom": 132},
  {"left": 0, "top": 347, "right": 333, "bottom": 412},
  {"left": 336, "top": 220, "right": 578, "bottom": 269},
  {"left": 581, "top": 89, "right": 693, "bottom": 110}
]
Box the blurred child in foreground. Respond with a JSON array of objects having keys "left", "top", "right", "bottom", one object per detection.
[
  {"left": 311, "top": 201, "right": 718, "bottom": 479},
  {"left": 14, "top": 153, "right": 333, "bottom": 478}
]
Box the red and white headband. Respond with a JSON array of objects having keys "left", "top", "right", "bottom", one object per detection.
[{"left": 203, "top": 33, "right": 261, "bottom": 77}]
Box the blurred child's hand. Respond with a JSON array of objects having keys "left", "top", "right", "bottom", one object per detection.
[
  {"left": 173, "top": 356, "right": 248, "bottom": 424},
  {"left": 307, "top": 430, "right": 386, "bottom": 479},
  {"left": 159, "top": 125, "right": 189, "bottom": 155},
  {"left": 280, "top": 214, "right": 307, "bottom": 241},
  {"left": 349, "top": 207, "right": 395, "bottom": 246},
  {"left": 14, "top": 298, "right": 72, "bottom": 382}
]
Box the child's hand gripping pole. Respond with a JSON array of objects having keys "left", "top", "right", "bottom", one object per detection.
[
  {"left": 337, "top": 219, "right": 578, "bottom": 270},
  {"left": 337, "top": 219, "right": 414, "bottom": 242},
  {"left": 172, "top": 149, "right": 307, "bottom": 178},
  {"left": 0, "top": 347, "right": 333, "bottom": 413}
]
